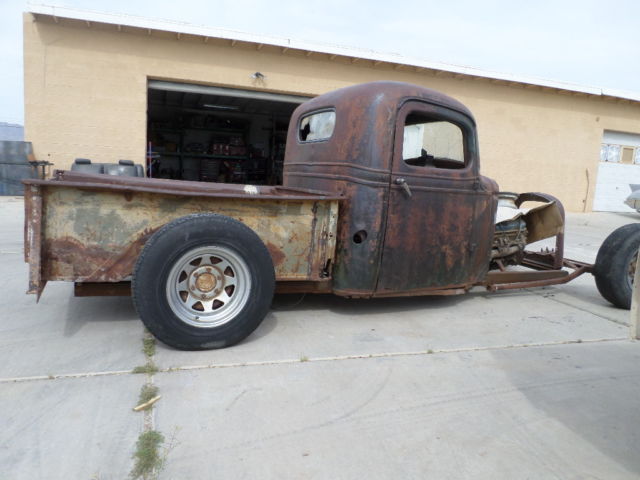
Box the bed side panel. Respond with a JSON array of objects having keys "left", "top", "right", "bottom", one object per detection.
[{"left": 39, "top": 186, "right": 337, "bottom": 283}]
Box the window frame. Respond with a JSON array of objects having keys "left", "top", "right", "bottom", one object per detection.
[
  {"left": 393, "top": 100, "right": 476, "bottom": 176},
  {"left": 402, "top": 118, "right": 466, "bottom": 167}
]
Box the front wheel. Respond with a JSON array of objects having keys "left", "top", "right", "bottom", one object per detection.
[
  {"left": 594, "top": 223, "right": 640, "bottom": 309},
  {"left": 132, "top": 214, "right": 275, "bottom": 350}
]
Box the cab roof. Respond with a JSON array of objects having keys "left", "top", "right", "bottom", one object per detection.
[{"left": 296, "top": 81, "right": 475, "bottom": 123}]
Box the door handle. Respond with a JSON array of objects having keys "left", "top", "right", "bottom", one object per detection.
[{"left": 394, "top": 178, "right": 412, "bottom": 197}]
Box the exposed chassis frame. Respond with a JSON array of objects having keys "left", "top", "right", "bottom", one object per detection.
[{"left": 484, "top": 191, "right": 592, "bottom": 292}]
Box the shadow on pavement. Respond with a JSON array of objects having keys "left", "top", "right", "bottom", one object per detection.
[
  {"left": 64, "top": 295, "right": 138, "bottom": 336},
  {"left": 495, "top": 343, "right": 640, "bottom": 476},
  {"left": 271, "top": 292, "right": 465, "bottom": 316}
]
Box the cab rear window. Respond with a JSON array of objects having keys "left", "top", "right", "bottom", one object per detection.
[{"left": 299, "top": 110, "right": 336, "bottom": 142}]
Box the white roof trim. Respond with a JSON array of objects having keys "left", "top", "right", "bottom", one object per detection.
[{"left": 28, "top": 4, "right": 640, "bottom": 104}]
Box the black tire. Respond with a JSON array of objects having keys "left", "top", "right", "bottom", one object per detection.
[
  {"left": 594, "top": 223, "right": 640, "bottom": 309},
  {"left": 132, "top": 213, "right": 275, "bottom": 350}
]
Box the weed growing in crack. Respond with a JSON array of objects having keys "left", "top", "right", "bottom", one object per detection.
[
  {"left": 129, "top": 330, "right": 176, "bottom": 478},
  {"left": 132, "top": 361, "right": 159, "bottom": 375},
  {"left": 129, "top": 427, "right": 180, "bottom": 480},
  {"left": 138, "top": 384, "right": 160, "bottom": 406},
  {"left": 142, "top": 337, "right": 156, "bottom": 358},
  {"left": 130, "top": 430, "right": 164, "bottom": 479}
]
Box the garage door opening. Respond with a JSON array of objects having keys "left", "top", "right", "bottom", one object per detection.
[
  {"left": 146, "top": 81, "right": 309, "bottom": 184},
  {"left": 593, "top": 130, "right": 640, "bottom": 212}
]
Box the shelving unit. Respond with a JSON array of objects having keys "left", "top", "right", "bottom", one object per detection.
[
  {"left": 153, "top": 127, "right": 246, "bottom": 135},
  {"left": 146, "top": 86, "right": 301, "bottom": 185},
  {"left": 160, "top": 152, "right": 249, "bottom": 160},
  {"left": 148, "top": 116, "right": 252, "bottom": 182}
]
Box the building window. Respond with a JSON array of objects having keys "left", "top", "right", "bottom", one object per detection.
[
  {"left": 601, "top": 143, "right": 640, "bottom": 164},
  {"left": 622, "top": 146, "right": 635, "bottom": 164},
  {"left": 601, "top": 144, "right": 621, "bottom": 163}
]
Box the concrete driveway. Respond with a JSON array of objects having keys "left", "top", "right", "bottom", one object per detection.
[{"left": 1, "top": 196, "right": 639, "bottom": 479}]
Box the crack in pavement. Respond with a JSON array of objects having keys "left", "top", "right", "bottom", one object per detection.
[{"left": 0, "top": 336, "right": 632, "bottom": 385}]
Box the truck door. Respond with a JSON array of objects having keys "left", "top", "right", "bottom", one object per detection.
[{"left": 375, "top": 100, "right": 494, "bottom": 295}]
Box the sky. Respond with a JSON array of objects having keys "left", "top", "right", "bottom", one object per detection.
[{"left": 1, "top": 0, "right": 639, "bottom": 125}]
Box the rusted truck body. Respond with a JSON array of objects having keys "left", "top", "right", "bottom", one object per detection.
[
  {"left": 24, "top": 174, "right": 340, "bottom": 297},
  {"left": 23, "top": 81, "right": 634, "bottom": 350}
]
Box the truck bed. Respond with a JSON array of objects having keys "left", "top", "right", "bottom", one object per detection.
[{"left": 23, "top": 171, "right": 341, "bottom": 298}]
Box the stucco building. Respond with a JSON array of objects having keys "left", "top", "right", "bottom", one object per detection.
[{"left": 23, "top": 5, "right": 640, "bottom": 212}]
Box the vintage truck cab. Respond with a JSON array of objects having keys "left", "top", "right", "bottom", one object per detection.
[
  {"left": 284, "top": 81, "right": 498, "bottom": 297},
  {"left": 23, "top": 81, "right": 636, "bottom": 350}
]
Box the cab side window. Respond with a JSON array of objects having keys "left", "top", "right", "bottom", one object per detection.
[
  {"left": 299, "top": 110, "right": 336, "bottom": 142},
  {"left": 402, "top": 113, "right": 466, "bottom": 169}
]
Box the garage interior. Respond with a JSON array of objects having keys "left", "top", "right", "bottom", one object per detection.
[{"left": 146, "top": 81, "right": 309, "bottom": 184}]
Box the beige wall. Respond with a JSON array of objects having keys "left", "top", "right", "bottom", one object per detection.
[{"left": 24, "top": 13, "right": 640, "bottom": 212}]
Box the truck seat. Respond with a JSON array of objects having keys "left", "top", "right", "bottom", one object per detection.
[{"left": 71, "top": 158, "right": 104, "bottom": 174}]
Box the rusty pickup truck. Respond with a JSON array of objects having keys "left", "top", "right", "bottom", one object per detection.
[{"left": 23, "top": 81, "right": 638, "bottom": 350}]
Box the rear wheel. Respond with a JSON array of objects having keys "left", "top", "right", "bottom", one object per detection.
[
  {"left": 594, "top": 223, "right": 640, "bottom": 309},
  {"left": 132, "top": 214, "right": 275, "bottom": 350}
]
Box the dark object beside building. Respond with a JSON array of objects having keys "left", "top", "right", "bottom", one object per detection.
[{"left": 0, "top": 141, "right": 39, "bottom": 196}]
